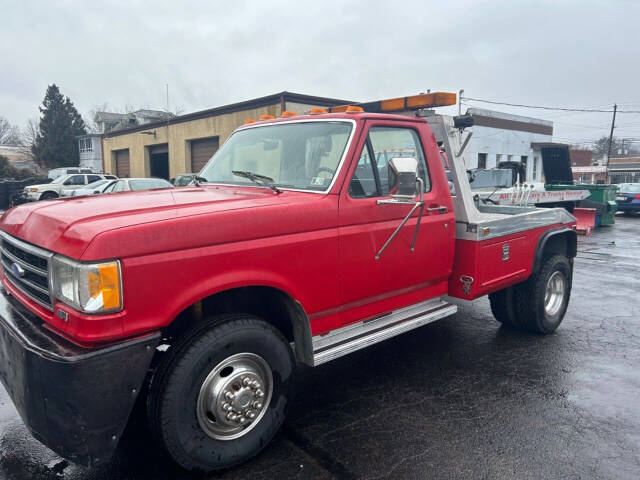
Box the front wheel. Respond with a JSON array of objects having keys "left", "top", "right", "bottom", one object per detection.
[
  {"left": 147, "top": 315, "right": 296, "bottom": 472},
  {"left": 39, "top": 191, "right": 58, "bottom": 200}
]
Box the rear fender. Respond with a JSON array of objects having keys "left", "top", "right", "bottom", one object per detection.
[{"left": 532, "top": 227, "right": 577, "bottom": 274}]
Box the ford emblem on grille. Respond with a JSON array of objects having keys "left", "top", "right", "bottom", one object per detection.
[{"left": 10, "top": 262, "right": 25, "bottom": 278}]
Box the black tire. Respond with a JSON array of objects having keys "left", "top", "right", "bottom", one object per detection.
[
  {"left": 39, "top": 191, "right": 58, "bottom": 200},
  {"left": 513, "top": 255, "right": 572, "bottom": 334},
  {"left": 147, "top": 315, "right": 296, "bottom": 472},
  {"left": 489, "top": 286, "right": 519, "bottom": 327}
]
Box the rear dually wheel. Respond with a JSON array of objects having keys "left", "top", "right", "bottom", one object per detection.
[{"left": 490, "top": 254, "right": 572, "bottom": 334}]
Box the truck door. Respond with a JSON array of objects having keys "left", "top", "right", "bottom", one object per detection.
[{"left": 338, "top": 120, "right": 455, "bottom": 325}]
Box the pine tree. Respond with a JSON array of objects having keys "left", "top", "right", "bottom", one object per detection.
[{"left": 32, "top": 84, "right": 87, "bottom": 169}]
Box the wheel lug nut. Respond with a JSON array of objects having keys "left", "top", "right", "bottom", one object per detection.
[
  {"left": 222, "top": 403, "right": 233, "bottom": 412},
  {"left": 238, "top": 416, "right": 246, "bottom": 424},
  {"left": 242, "top": 377, "right": 251, "bottom": 387},
  {"left": 252, "top": 401, "right": 262, "bottom": 410},
  {"left": 246, "top": 411, "right": 256, "bottom": 419},
  {"left": 226, "top": 412, "right": 234, "bottom": 420},
  {"left": 255, "top": 389, "right": 264, "bottom": 398},
  {"left": 250, "top": 380, "right": 259, "bottom": 388},
  {"left": 224, "top": 391, "right": 235, "bottom": 401}
]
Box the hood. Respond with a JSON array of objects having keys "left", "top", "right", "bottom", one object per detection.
[
  {"left": 0, "top": 186, "right": 296, "bottom": 258},
  {"left": 30, "top": 183, "right": 59, "bottom": 190}
]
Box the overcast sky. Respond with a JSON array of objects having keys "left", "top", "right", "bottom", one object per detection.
[{"left": 2, "top": 0, "right": 639, "bottom": 146}]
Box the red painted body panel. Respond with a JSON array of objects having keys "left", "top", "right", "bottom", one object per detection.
[
  {"left": 447, "top": 224, "right": 564, "bottom": 299},
  {"left": 0, "top": 112, "right": 571, "bottom": 346},
  {"left": 335, "top": 117, "right": 455, "bottom": 327}
]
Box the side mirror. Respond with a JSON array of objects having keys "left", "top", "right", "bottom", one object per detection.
[
  {"left": 93, "top": 190, "right": 100, "bottom": 194},
  {"left": 388, "top": 157, "right": 419, "bottom": 199}
]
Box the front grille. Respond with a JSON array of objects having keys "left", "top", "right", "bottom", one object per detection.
[{"left": 0, "top": 232, "right": 53, "bottom": 310}]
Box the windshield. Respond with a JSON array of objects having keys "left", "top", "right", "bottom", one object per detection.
[
  {"left": 200, "top": 121, "right": 352, "bottom": 192},
  {"left": 51, "top": 175, "right": 68, "bottom": 184},
  {"left": 129, "top": 179, "right": 172, "bottom": 190}
]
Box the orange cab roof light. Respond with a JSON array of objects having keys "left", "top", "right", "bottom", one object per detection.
[
  {"left": 281, "top": 110, "right": 297, "bottom": 117},
  {"left": 244, "top": 118, "right": 256, "bottom": 124},
  {"left": 309, "top": 107, "right": 328, "bottom": 115},
  {"left": 329, "top": 92, "right": 457, "bottom": 114},
  {"left": 328, "top": 105, "right": 349, "bottom": 113},
  {"left": 259, "top": 114, "right": 275, "bottom": 120},
  {"left": 345, "top": 105, "right": 364, "bottom": 113}
]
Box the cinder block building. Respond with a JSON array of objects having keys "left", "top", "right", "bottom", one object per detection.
[{"left": 101, "top": 92, "right": 352, "bottom": 180}]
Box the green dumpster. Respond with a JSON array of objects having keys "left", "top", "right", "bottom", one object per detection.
[
  {"left": 546, "top": 183, "right": 618, "bottom": 226},
  {"left": 537, "top": 143, "right": 618, "bottom": 226}
]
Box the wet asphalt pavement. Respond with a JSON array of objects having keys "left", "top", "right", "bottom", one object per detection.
[{"left": 1, "top": 216, "right": 639, "bottom": 480}]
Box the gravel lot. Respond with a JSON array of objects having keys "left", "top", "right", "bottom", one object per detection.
[{"left": 1, "top": 216, "right": 638, "bottom": 480}]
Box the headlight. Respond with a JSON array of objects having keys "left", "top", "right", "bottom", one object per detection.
[
  {"left": 27, "top": 187, "right": 38, "bottom": 192},
  {"left": 51, "top": 256, "right": 122, "bottom": 313}
]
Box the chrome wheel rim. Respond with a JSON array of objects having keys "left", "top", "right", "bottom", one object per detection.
[
  {"left": 196, "top": 352, "right": 273, "bottom": 441},
  {"left": 544, "top": 271, "right": 565, "bottom": 316}
]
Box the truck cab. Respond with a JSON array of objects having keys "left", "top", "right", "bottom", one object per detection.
[{"left": 0, "top": 93, "right": 576, "bottom": 472}]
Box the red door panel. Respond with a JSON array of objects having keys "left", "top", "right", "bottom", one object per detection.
[{"left": 337, "top": 119, "right": 455, "bottom": 325}]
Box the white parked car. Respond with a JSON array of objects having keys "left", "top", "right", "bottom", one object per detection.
[
  {"left": 25, "top": 174, "right": 117, "bottom": 201},
  {"left": 47, "top": 167, "right": 94, "bottom": 180}
]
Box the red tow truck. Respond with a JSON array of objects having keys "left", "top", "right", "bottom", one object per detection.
[{"left": 0, "top": 92, "right": 576, "bottom": 471}]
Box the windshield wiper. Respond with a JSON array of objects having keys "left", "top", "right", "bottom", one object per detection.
[{"left": 232, "top": 170, "right": 281, "bottom": 194}]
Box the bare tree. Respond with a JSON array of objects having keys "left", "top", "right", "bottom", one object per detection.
[
  {"left": 20, "top": 118, "right": 39, "bottom": 162},
  {"left": 0, "top": 116, "right": 22, "bottom": 145}
]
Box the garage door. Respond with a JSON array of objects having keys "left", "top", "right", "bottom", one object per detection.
[
  {"left": 190, "top": 137, "right": 219, "bottom": 172},
  {"left": 115, "top": 149, "right": 130, "bottom": 178}
]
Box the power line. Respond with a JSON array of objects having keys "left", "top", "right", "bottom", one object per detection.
[{"left": 461, "top": 97, "right": 640, "bottom": 114}]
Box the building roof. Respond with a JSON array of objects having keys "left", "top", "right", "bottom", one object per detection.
[
  {"left": 610, "top": 162, "right": 640, "bottom": 171},
  {"left": 608, "top": 157, "right": 640, "bottom": 164},
  {"left": 102, "top": 91, "right": 356, "bottom": 138},
  {"left": 468, "top": 108, "right": 553, "bottom": 136}
]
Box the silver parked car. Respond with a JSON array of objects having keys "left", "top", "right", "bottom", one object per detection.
[
  {"left": 69, "top": 179, "right": 117, "bottom": 197},
  {"left": 101, "top": 178, "right": 173, "bottom": 194}
]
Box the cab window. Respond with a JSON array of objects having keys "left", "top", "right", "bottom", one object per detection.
[
  {"left": 368, "top": 127, "right": 430, "bottom": 194},
  {"left": 348, "top": 146, "right": 378, "bottom": 197},
  {"left": 349, "top": 126, "right": 431, "bottom": 198}
]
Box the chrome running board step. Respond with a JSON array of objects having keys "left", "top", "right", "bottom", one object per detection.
[{"left": 312, "top": 297, "right": 457, "bottom": 366}]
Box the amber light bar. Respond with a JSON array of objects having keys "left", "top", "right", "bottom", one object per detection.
[{"left": 329, "top": 92, "right": 457, "bottom": 114}]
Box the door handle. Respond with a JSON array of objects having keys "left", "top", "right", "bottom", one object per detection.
[{"left": 427, "top": 205, "right": 447, "bottom": 214}]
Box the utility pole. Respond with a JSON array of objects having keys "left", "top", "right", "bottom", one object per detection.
[
  {"left": 166, "top": 84, "right": 169, "bottom": 112},
  {"left": 605, "top": 104, "right": 617, "bottom": 184},
  {"left": 458, "top": 89, "right": 464, "bottom": 116}
]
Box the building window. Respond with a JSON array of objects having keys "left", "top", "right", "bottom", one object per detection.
[
  {"left": 532, "top": 156, "right": 539, "bottom": 181},
  {"left": 496, "top": 154, "right": 503, "bottom": 166},
  {"left": 477, "top": 153, "right": 487, "bottom": 169},
  {"left": 79, "top": 138, "right": 93, "bottom": 152}
]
